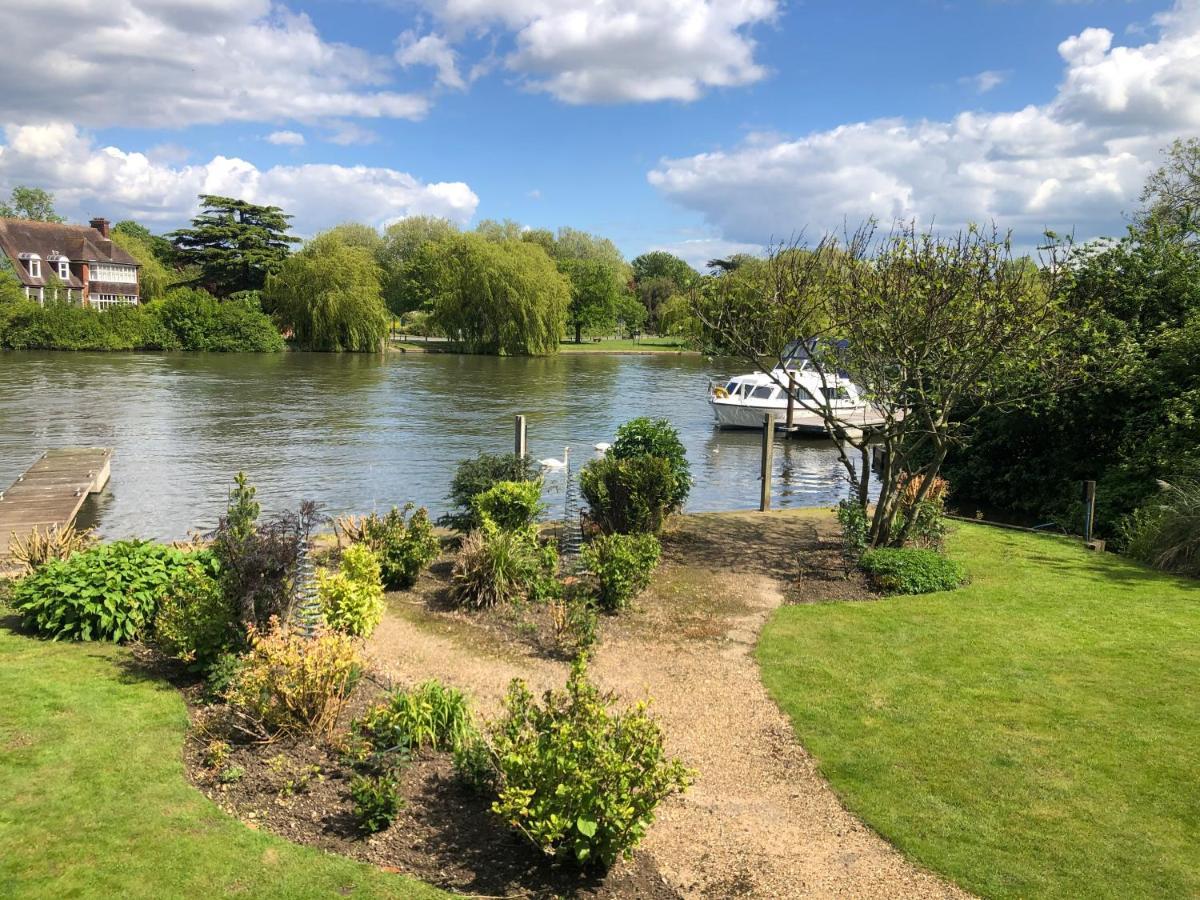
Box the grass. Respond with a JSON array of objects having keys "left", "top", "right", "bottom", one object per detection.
[
  {"left": 0, "top": 620, "right": 444, "bottom": 899},
  {"left": 558, "top": 337, "right": 693, "bottom": 353},
  {"left": 758, "top": 523, "right": 1200, "bottom": 899}
]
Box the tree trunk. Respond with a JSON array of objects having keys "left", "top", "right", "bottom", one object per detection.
[{"left": 575, "top": 323, "right": 582, "bottom": 344}]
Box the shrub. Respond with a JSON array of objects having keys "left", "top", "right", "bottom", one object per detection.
[
  {"left": 859, "top": 548, "right": 966, "bottom": 594},
  {"left": 349, "top": 772, "right": 402, "bottom": 834},
  {"left": 610, "top": 417, "right": 691, "bottom": 510},
  {"left": 1120, "top": 479, "right": 1200, "bottom": 577},
  {"left": 154, "top": 287, "right": 284, "bottom": 352},
  {"left": 342, "top": 504, "right": 439, "bottom": 590},
  {"left": 441, "top": 452, "right": 540, "bottom": 531},
  {"left": 548, "top": 594, "right": 600, "bottom": 657},
  {"left": 154, "top": 553, "right": 239, "bottom": 668},
  {"left": 891, "top": 473, "right": 950, "bottom": 548},
  {"left": 355, "top": 680, "right": 474, "bottom": 754},
  {"left": 836, "top": 500, "right": 869, "bottom": 572},
  {"left": 204, "top": 651, "right": 244, "bottom": 702},
  {"left": 452, "top": 730, "right": 496, "bottom": 793},
  {"left": 487, "top": 660, "right": 692, "bottom": 869},
  {"left": 580, "top": 454, "right": 674, "bottom": 534},
  {"left": 6, "top": 522, "right": 96, "bottom": 572},
  {"left": 471, "top": 480, "right": 545, "bottom": 531},
  {"left": 450, "top": 521, "right": 557, "bottom": 610},
  {"left": 11, "top": 541, "right": 207, "bottom": 642},
  {"left": 582, "top": 533, "right": 661, "bottom": 612},
  {"left": 225, "top": 625, "right": 362, "bottom": 740},
  {"left": 317, "top": 544, "right": 385, "bottom": 637}
]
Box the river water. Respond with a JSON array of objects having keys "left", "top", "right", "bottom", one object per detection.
[{"left": 0, "top": 351, "right": 869, "bottom": 540}]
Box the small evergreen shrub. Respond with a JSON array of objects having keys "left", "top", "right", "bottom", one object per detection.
[
  {"left": 355, "top": 680, "right": 474, "bottom": 754},
  {"left": 346, "top": 504, "right": 439, "bottom": 590},
  {"left": 12, "top": 540, "right": 207, "bottom": 642},
  {"left": 487, "top": 660, "right": 693, "bottom": 869},
  {"left": 452, "top": 730, "right": 496, "bottom": 793},
  {"left": 610, "top": 417, "right": 691, "bottom": 510},
  {"left": 349, "top": 772, "right": 402, "bottom": 834},
  {"left": 154, "top": 553, "right": 239, "bottom": 668},
  {"left": 450, "top": 521, "right": 557, "bottom": 609},
  {"left": 441, "top": 452, "right": 540, "bottom": 531},
  {"left": 580, "top": 454, "right": 674, "bottom": 535},
  {"left": 471, "top": 480, "right": 545, "bottom": 531},
  {"left": 203, "top": 651, "right": 244, "bottom": 702},
  {"left": 582, "top": 533, "right": 661, "bottom": 612},
  {"left": 859, "top": 548, "right": 967, "bottom": 594},
  {"left": 225, "top": 625, "right": 362, "bottom": 740},
  {"left": 836, "top": 500, "right": 869, "bottom": 572},
  {"left": 317, "top": 544, "right": 385, "bottom": 637}
]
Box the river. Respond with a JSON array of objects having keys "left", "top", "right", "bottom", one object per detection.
[{"left": 0, "top": 351, "right": 870, "bottom": 540}]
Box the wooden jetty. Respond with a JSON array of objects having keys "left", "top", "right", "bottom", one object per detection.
[{"left": 0, "top": 448, "right": 112, "bottom": 568}]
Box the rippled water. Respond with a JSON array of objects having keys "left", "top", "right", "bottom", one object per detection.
[{"left": 0, "top": 351, "right": 871, "bottom": 539}]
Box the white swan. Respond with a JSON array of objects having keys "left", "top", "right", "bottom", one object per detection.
[
  {"left": 539, "top": 447, "right": 570, "bottom": 469},
  {"left": 594, "top": 442, "right": 612, "bottom": 453}
]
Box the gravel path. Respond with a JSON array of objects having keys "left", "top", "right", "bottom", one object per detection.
[{"left": 368, "top": 510, "right": 969, "bottom": 899}]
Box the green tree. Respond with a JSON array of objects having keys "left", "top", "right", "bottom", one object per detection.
[
  {"left": 0, "top": 254, "right": 24, "bottom": 304},
  {"left": 325, "top": 222, "right": 383, "bottom": 254},
  {"left": 0, "top": 186, "right": 63, "bottom": 222},
  {"left": 111, "top": 229, "right": 172, "bottom": 302},
  {"left": 378, "top": 216, "right": 459, "bottom": 316},
  {"left": 264, "top": 233, "right": 389, "bottom": 352},
  {"left": 113, "top": 221, "right": 175, "bottom": 264},
  {"left": 615, "top": 291, "right": 647, "bottom": 338},
  {"left": 169, "top": 195, "right": 299, "bottom": 297},
  {"left": 426, "top": 233, "right": 568, "bottom": 355},
  {"left": 631, "top": 251, "right": 696, "bottom": 330},
  {"left": 1138, "top": 137, "right": 1200, "bottom": 245},
  {"left": 562, "top": 258, "right": 622, "bottom": 343}
]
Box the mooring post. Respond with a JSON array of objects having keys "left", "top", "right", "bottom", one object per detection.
[
  {"left": 514, "top": 415, "right": 527, "bottom": 458},
  {"left": 786, "top": 372, "right": 796, "bottom": 433},
  {"left": 1083, "top": 479, "right": 1096, "bottom": 544},
  {"left": 760, "top": 413, "right": 776, "bottom": 512}
]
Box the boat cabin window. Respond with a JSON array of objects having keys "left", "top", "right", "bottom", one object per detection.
[
  {"left": 791, "top": 386, "right": 816, "bottom": 403},
  {"left": 821, "top": 386, "right": 851, "bottom": 401},
  {"left": 750, "top": 385, "right": 776, "bottom": 400}
]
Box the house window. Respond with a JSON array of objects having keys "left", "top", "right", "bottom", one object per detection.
[
  {"left": 57, "top": 259, "right": 69, "bottom": 279},
  {"left": 28, "top": 258, "right": 40, "bottom": 278}
]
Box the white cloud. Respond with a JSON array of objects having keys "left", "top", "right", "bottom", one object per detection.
[
  {"left": 0, "top": 0, "right": 429, "bottom": 129},
  {"left": 649, "top": 0, "right": 1200, "bottom": 247},
  {"left": 415, "top": 0, "right": 779, "bottom": 103},
  {"left": 396, "top": 31, "right": 467, "bottom": 90},
  {"left": 963, "top": 69, "right": 1009, "bottom": 94},
  {"left": 0, "top": 123, "right": 479, "bottom": 233},
  {"left": 267, "top": 131, "right": 306, "bottom": 146},
  {"left": 324, "top": 122, "right": 379, "bottom": 146}
]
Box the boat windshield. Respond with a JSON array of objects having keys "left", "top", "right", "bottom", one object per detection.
[{"left": 750, "top": 385, "right": 776, "bottom": 400}]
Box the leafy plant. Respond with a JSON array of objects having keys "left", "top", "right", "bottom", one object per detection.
[
  {"left": 203, "top": 652, "right": 243, "bottom": 702},
  {"left": 580, "top": 454, "right": 674, "bottom": 535},
  {"left": 487, "top": 660, "right": 693, "bottom": 868},
  {"left": 354, "top": 680, "right": 474, "bottom": 754},
  {"left": 471, "top": 480, "right": 545, "bottom": 532},
  {"left": 582, "top": 533, "right": 661, "bottom": 612},
  {"left": 1120, "top": 479, "right": 1200, "bottom": 577},
  {"left": 450, "top": 520, "right": 557, "bottom": 610},
  {"left": 203, "top": 740, "right": 231, "bottom": 770},
  {"left": 218, "top": 765, "right": 245, "bottom": 785},
  {"left": 7, "top": 522, "right": 96, "bottom": 572},
  {"left": 452, "top": 730, "right": 496, "bottom": 793},
  {"left": 859, "top": 548, "right": 967, "bottom": 595},
  {"left": 154, "top": 552, "right": 239, "bottom": 668},
  {"left": 548, "top": 594, "right": 600, "bottom": 656},
  {"left": 349, "top": 772, "right": 402, "bottom": 834},
  {"left": 610, "top": 417, "right": 691, "bottom": 510},
  {"left": 11, "top": 541, "right": 208, "bottom": 642},
  {"left": 440, "top": 452, "right": 540, "bottom": 531},
  {"left": 341, "top": 504, "right": 439, "bottom": 590},
  {"left": 836, "top": 499, "right": 869, "bottom": 573},
  {"left": 891, "top": 473, "right": 950, "bottom": 548},
  {"left": 317, "top": 544, "right": 384, "bottom": 637},
  {"left": 224, "top": 625, "right": 362, "bottom": 741}
]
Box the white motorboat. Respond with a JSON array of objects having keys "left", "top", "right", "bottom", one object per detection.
[{"left": 708, "top": 340, "right": 881, "bottom": 434}]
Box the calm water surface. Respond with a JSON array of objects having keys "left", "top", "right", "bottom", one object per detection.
[{"left": 0, "top": 351, "right": 869, "bottom": 539}]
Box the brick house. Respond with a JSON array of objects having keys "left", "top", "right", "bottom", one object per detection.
[{"left": 0, "top": 216, "right": 141, "bottom": 308}]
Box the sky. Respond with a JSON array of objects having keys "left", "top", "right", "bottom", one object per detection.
[{"left": 0, "top": 0, "right": 1197, "bottom": 266}]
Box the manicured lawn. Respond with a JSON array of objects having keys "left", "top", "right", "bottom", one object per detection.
[
  {"left": 0, "top": 622, "right": 443, "bottom": 899},
  {"left": 558, "top": 338, "right": 694, "bottom": 353},
  {"left": 758, "top": 524, "right": 1200, "bottom": 899}
]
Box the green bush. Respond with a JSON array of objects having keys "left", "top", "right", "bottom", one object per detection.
[
  {"left": 12, "top": 541, "right": 208, "bottom": 642},
  {"left": 1120, "top": 479, "right": 1200, "bottom": 577},
  {"left": 580, "top": 454, "right": 674, "bottom": 534},
  {"left": 349, "top": 772, "right": 402, "bottom": 834},
  {"left": 0, "top": 299, "right": 178, "bottom": 350},
  {"left": 154, "top": 288, "right": 284, "bottom": 352},
  {"left": 836, "top": 500, "right": 868, "bottom": 572},
  {"left": 487, "top": 660, "right": 692, "bottom": 869},
  {"left": 859, "top": 548, "right": 967, "bottom": 594},
  {"left": 355, "top": 679, "right": 474, "bottom": 754},
  {"left": 154, "top": 553, "right": 239, "bottom": 668},
  {"left": 471, "top": 479, "right": 545, "bottom": 531},
  {"left": 351, "top": 504, "right": 440, "bottom": 590},
  {"left": 610, "top": 417, "right": 691, "bottom": 510},
  {"left": 317, "top": 544, "right": 385, "bottom": 637},
  {"left": 582, "top": 533, "right": 661, "bottom": 612},
  {"left": 450, "top": 521, "right": 557, "bottom": 609},
  {"left": 441, "top": 452, "right": 540, "bottom": 531}
]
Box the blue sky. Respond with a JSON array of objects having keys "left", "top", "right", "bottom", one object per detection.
[{"left": 0, "top": 0, "right": 1196, "bottom": 265}]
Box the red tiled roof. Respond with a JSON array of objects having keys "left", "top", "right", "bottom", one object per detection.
[{"left": 0, "top": 217, "right": 140, "bottom": 289}]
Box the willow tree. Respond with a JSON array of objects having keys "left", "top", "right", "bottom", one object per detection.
[
  {"left": 426, "top": 233, "right": 568, "bottom": 355},
  {"left": 702, "top": 222, "right": 1076, "bottom": 547},
  {"left": 111, "top": 229, "right": 172, "bottom": 302},
  {"left": 264, "top": 233, "right": 389, "bottom": 352}
]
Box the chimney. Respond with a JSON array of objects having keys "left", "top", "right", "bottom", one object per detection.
[{"left": 89, "top": 217, "right": 110, "bottom": 238}]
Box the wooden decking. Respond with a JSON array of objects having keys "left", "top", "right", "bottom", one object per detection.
[{"left": 0, "top": 448, "right": 111, "bottom": 569}]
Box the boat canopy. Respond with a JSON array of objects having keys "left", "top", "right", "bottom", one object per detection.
[{"left": 780, "top": 338, "right": 851, "bottom": 378}]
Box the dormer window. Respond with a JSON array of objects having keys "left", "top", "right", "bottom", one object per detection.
[
  {"left": 19, "top": 253, "right": 42, "bottom": 278},
  {"left": 57, "top": 259, "right": 69, "bottom": 279}
]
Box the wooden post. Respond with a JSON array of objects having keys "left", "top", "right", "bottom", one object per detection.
[
  {"left": 759, "top": 413, "right": 776, "bottom": 512},
  {"left": 514, "top": 415, "right": 527, "bottom": 459},
  {"left": 786, "top": 372, "right": 796, "bottom": 432},
  {"left": 1083, "top": 479, "right": 1096, "bottom": 544}
]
